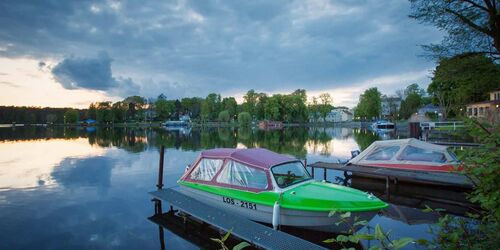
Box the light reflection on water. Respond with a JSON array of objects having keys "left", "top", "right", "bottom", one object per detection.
[{"left": 0, "top": 126, "right": 471, "bottom": 249}]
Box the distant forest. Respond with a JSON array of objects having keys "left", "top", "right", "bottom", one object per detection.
[
  {"left": 0, "top": 89, "right": 329, "bottom": 124},
  {"left": 0, "top": 106, "right": 85, "bottom": 124}
]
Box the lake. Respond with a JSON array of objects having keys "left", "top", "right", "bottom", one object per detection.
[{"left": 0, "top": 126, "right": 474, "bottom": 249}]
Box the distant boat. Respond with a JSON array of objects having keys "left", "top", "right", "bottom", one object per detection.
[
  {"left": 371, "top": 120, "right": 395, "bottom": 130},
  {"left": 164, "top": 120, "right": 189, "bottom": 127},
  {"left": 349, "top": 138, "right": 460, "bottom": 172},
  {"left": 258, "top": 120, "right": 283, "bottom": 130}
]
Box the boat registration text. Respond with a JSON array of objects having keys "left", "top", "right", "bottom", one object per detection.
[{"left": 222, "top": 196, "right": 257, "bottom": 210}]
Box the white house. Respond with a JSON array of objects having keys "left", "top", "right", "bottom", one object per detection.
[{"left": 310, "top": 108, "right": 353, "bottom": 123}]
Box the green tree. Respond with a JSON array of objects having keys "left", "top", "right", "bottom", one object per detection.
[
  {"left": 282, "top": 94, "right": 308, "bottom": 122},
  {"left": 308, "top": 96, "right": 320, "bottom": 122},
  {"left": 255, "top": 94, "right": 268, "bottom": 120},
  {"left": 221, "top": 97, "right": 238, "bottom": 119},
  {"left": 123, "top": 95, "right": 146, "bottom": 121},
  {"left": 96, "top": 102, "right": 113, "bottom": 123},
  {"left": 410, "top": 0, "right": 500, "bottom": 59},
  {"left": 264, "top": 94, "right": 282, "bottom": 120},
  {"left": 318, "top": 93, "right": 333, "bottom": 122},
  {"left": 87, "top": 103, "right": 97, "bottom": 120},
  {"left": 429, "top": 53, "right": 500, "bottom": 118},
  {"left": 201, "top": 93, "right": 221, "bottom": 121},
  {"left": 111, "top": 102, "right": 127, "bottom": 122},
  {"left": 242, "top": 89, "right": 258, "bottom": 116},
  {"left": 156, "top": 99, "right": 176, "bottom": 120},
  {"left": 181, "top": 97, "right": 203, "bottom": 119},
  {"left": 218, "top": 110, "right": 231, "bottom": 122},
  {"left": 399, "top": 84, "right": 425, "bottom": 119},
  {"left": 63, "top": 109, "right": 79, "bottom": 124},
  {"left": 354, "top": 88, "right": 382, "bottom": 120},
  {"left": 238, "top": 112, "right": 252, "bottom": 126}
]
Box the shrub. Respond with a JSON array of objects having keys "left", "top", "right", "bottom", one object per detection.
[
  {"left": 237, "top": 112, "right": 252, "bottom": 126},
  {"left": 218, "top": 110, "right": 231, "bottom": 122}
]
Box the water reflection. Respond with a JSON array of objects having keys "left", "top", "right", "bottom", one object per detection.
[
  {"left": 0, "top": 126, "right": 388, "bottom": 161},
  {"left": 0, "top": 138, "right": 106, "bottom": 189},
  {"left": 0, "top": 126, "right": 476, "bottom": 249},
  {"left": 52, "top": 157, "right": 114, "bottom": 191}
]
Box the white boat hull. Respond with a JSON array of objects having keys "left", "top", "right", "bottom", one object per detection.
[{"left": 179, "top": 186, "right": 377, "bottom": 232}]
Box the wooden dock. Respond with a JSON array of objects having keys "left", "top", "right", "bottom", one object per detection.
[
  {"left": 308, "top": 162, "right": 474, "bottom": 189},
  {"left": 149, "top": 188, "right": 327, "bottom": 250}
]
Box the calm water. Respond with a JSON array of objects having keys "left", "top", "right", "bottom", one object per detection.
[{"left": 0, "top": 126, "right": 474, "bottom": 249}]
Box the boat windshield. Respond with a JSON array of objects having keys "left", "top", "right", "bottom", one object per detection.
[
  {"left": 271, "top": 161, "right": 312, "bottom": 188},
  {"left": 397, "top": 145, "right": 447, "bottom": 163}
]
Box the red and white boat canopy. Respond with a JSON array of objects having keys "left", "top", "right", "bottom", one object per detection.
[{"left": 349, "top": 138, "right": 459, "bottom": 168}]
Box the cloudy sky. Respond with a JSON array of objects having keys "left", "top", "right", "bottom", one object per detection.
[{"left": 0, "top": 0, "right": 442, "bottom": 108}]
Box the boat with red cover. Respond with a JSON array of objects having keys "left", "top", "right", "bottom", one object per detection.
[{"left": 348, "top": 138, "right": 460, "bottom": 172}]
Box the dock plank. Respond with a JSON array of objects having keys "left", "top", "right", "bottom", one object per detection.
[
  {"left": 308, "top": 162, "right": 473, "bottom": 189},
  {"left": 150, "top": 188, "right": 327, "bottom": 250}
]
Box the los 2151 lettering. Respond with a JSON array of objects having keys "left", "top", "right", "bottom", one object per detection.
[{"left": 222, "top": 196, "right": 257, "bottom": 210}]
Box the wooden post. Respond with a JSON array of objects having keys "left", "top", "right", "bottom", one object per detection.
[
  {"left": 153, "top": 198, "right": 163, "bottom": 215},
  {"left": 385, "top": 176, "right": 390, "bottom": 195},
  {"left": 323, "top": 168, "right": 327, "bottom": 181},
  {"left": 158, "top": 226, "right": 165, "bottom": 250},
  {"left": 157, "top": 145, "right": 165, "bottom": 189}
]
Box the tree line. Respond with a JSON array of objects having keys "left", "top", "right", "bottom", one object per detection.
[{"left": 0, "top": 90, "right": 335, "bottom": 124}]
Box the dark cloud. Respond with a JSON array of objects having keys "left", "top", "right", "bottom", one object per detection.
[
  {"left": 52, "top": 52, "right": 116, "bottom": 90},
  {"left": 51, "top": 52, "right": 140, "bottom": 95},
  {"left": 0, "top": 0, "right": 443, "bottom": 100}
]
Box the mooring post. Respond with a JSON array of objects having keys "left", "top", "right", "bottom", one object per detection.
[
  {"left": 152, "top": 198, "right": 163, "bottom": 215},
  {"left": 158, "top": 226, "right": 166, "bottom": 250},
  {"left": 323, "top": 168, "right": 327, "bottom": 181},
  {"left": 311, "top": 167, "right": 315, "bottom": 178},
  {"left": 385, "top": 176, "right": 390, "bottom": 194},
  {"left": 157, "top": 145, "right": 165, "bottom": 189}
]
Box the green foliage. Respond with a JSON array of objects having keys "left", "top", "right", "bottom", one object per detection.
[
  {"left": 318, "top": 93, "right": 333, "bottom": 122},
  {"left": 237, "top": 112, "right": 252, "bottom": 126},
  {"left": 308, "top": 97, "right": 320, "bottom": 122},
  {"left": 428, "top": 54, "right": 500, "bottom": 118},
  {"left": 201, "top": 93, "right": 222, "bottom": 121},
  {"left": 398, "top": 84, "right": 426, "bottom": 119},
  {"left": 218, "top": 110, "right": 231, "bottom": 122},
  {"left": 182, "top": 97, "right": 203, "bottom": 119},
  {"left": 420, "top": 120, "right": 500, "bottom": 249},
  {"left": 87, "top": 103, "right": 97, "bottom": 120},
  {"left": 354, "top": 88, "right": 381, "bottom": 120},
  {"left": 264, "top": 94, "right": 282, "bottom": 120},
  {"left": 409, "top": 0, "right": 500, "bottom": 59},
  {"left": 123, "top": 95, "right": 147, "bottom": 121},
  {"left": 324, "top": 211, "right": 413, "bottom": 250},
  {"left": 242, "top": 89, "right": 259, "bottom": 115},
  {"left": 241, "top": 89, "right": 308, "bottom": 123},
  {"left": 222, "top": 97, "right": 238, "bottom": 118},
  {"left": 96, "top": 102, "right": 113, "bottom": 123},
  {"left": 111, "top": 102, "right": 127, "bottom": 122},
  {"left": 63, "top": 109, "right": 79, "bottom": 124},
  {"left": 210, "top": 228, "right": 250, "bottom": 250},
  {"left": 155, "top": 99, "right": 176, "bottom": 120}
]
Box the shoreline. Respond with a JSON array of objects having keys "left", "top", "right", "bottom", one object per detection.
[{"left": 0, "top": 121, "right": 411, "bottom": 129}]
